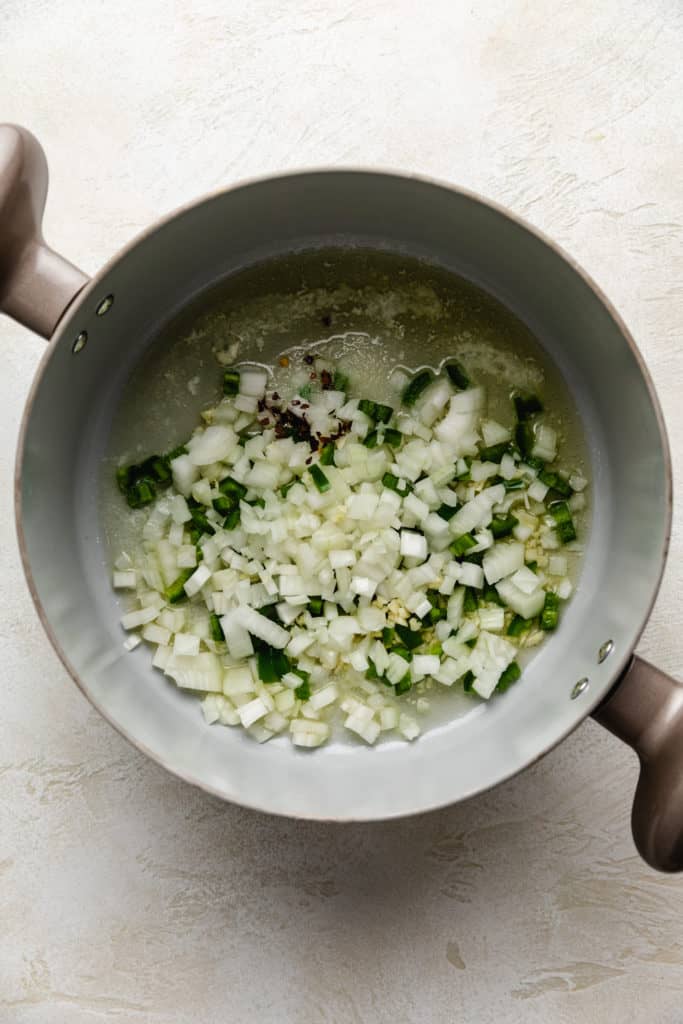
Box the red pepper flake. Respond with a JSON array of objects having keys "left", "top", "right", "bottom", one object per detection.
[
  {"left": 309, "top": 372, "right": 317, "bottom": 380},
  {"left": 305, "top": 456, "right": 312, "bottom": 465},
  {"left": 321, "top": 369, "right": 332, "bottom": 390}
]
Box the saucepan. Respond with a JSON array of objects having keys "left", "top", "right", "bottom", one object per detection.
[{"left": 2, "top": 124, "right": 681, "bottom": 871}]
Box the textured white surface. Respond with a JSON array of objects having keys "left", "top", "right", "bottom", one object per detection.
[{"left": 2, "top": 2, "right": 683, "bottom": 1021}]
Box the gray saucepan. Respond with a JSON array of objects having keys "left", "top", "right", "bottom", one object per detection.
[{"left": 2, "top": 125, "right": 682, "bottom": 871}]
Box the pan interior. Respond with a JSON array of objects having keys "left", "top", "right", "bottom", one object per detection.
[
  {"left": 17, "top": 171, "right": 670, "bottom": 818},
  {"left": 102, "top": 249, "right": 591, "bottom": 736}
]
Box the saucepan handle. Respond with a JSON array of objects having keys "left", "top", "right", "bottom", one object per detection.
[
  {"left": 592, "top": 655, "right": 683, "bottom": 872},
  {"left": 0, "top": 124, "right": 89, "bottom": 339}
]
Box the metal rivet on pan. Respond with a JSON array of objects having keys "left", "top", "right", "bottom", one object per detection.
[
  {"left": 72, "top": 331, "right": 88, "bottom": 354},
  {"left": 571, "top": 678, "right": 589, "bottom": 700},
  {"left": 96, "top": 294, "right": 114, "bottom": 316},
  {"left": 598, "top": 640, "right": 614, "bottom": 664}
]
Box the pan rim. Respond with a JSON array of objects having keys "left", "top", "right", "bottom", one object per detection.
[{"left": 13, "top": 166, "right": 673, "bottom": 820}]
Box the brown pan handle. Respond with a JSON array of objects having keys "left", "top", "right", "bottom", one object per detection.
[
  {"left": 0, "top": 124, "right": 89, "bottom": 338},
  {"left": 593, "top": 655, "right": 683, "bottom": 872}
]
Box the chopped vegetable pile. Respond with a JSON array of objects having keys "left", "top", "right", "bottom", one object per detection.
[{"left": 113, "top": 352, "right": 587, "bottom": 748}]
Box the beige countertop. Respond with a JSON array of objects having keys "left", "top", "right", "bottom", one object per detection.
[{"left": 2, "top": 2, "right": 683, "bottom": 1021}]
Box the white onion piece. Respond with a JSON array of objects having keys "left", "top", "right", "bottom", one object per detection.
[
  {"left": 459, "top": 562, "right": 484, "bottom": 588},
  {"left": 233, "top": 606, "right": 289, "bottom": 649},
  {"left": 309, "top": 684, "right": 338, "bottom": 711},
  {"left": 220, "top": 613, "right": 254, "bottom": 659},
  {"left": 423, "top": 512, "right": 449, "bottom": 538},
  {"left": 418, "top": 378, "right": 452, "bottom": 426},
  {"left": 403, "top": 493, "right": 430, "bottom": 521},
  {"left": 499, "top": 453, "right": 517, "bottom": 480},
  {"left": 188, "top": 425, "right": 237, "bottom": 466},
  {"left": 400, "top": 530, "right": 428, "bottom": 560},
  {"left": 446, "top": 587, "right": 465, "bottom": 628},
  {"left": 239, "top": 368, "right": 268, "bottom": 397},
  {"left": 165, "top": 652, "right": 223, "bottom": 692},
  {"left": 223, "top": 666, "right": 255, "bottom": 696},
  {"left": 173, "top": 632, "right": 200, "bottom": 657},
  {"left": 470, "top": 632, "right": 517, "bottom": 699},
  {"left": 113, "top": 570, "right": 136, "bottom": 589},
  {"left": 399, "top": 714, "right": 420, "bottom": 740},
  {"left": 495, "top": 578, "right": 546, "bottom": 619},
  {"left": 121, "top": 606, "right": 159, "bottom": 630},
  {"left": 114, "top": 359, "right": 587, "bottom": 748},
  {"left": 171, "top": 454, "right": 199, "bottom": 496},
  {"left": 478, "top": 483, "right": 506, "bottom": 507},
  {"left": 411, "top": 654, "right": 440, "bottom": 681},
  {"left": 478, "top": 606, "right": 505, "bottom": 632},
  {"left": 235, "top": 394, "right": 258, "bottom": 414},
  {"left": 509, "top": 566, "right": 540, "bottom": 594},
  {"left": 548, "top": 554, "right": 568, "bottom": 577},
  {"left": 528, "top": 479, "right": 549, "bottom": 502},
  {"left": 184, "top": 564, "right": 212, "bottom": 596},
  {"left": 470, "top": 460, "right": 499, "bottom": 483},
  {"left": 483, "top": 542, "right": 524, "bottom": 584},
  {"left": 450, "top": 387, "right": 485, "bottom": 413},
  {"left": 569, "top": 492, "right": 586, "bottom": 513},
  {"left": 386, "top": 653, "right": 410, "bottom": 684},
  {"left": 448, "top": 499, "right": 486, "bottom": 537},
  {"left": 481, "top": 419, "right": 510, "bottom": 446},
  {"left": 238, "top": 697, "right": 269, "bottom": 727},
  {"left": 142, "top": 623, "right": 171, "bottom": 646},
  {"left": 531, "top": 423, "right": 557, "bottom": 462}
]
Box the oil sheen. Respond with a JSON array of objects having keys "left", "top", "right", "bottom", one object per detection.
[{"left": 102, "top": 250, "right": 590, "bottom": 730}]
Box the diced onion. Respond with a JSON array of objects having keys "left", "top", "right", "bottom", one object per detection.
[
  {"left": 142, "top": 623, "right": 171, "bottom": 646},
  {"left": 496, "top": 578, "right": 545, "bottom": 618},
  {"left": 234, "top": 606, "right": 290, "bottom": 649},
  {"left": 478, "top": 606, "right": 505, "bottom": 632},
  {"left": 171, "top": 454, "right": 199, "bottom": 496},
  {"left": 113, "top": 570, "right": 136, "bottom": 589},
  {"left": 239, "top": 368, "right": 269, "bottom": 397},
  {"left": 531, "top": 423, "right": 557, "bottom": 462},
  {"left": 548, "top": 554, "right": 568, "bottom": 577},
  {"left": 481, "top": 419, "right": 510, "bottom": 446},
  {"left": 173, "top": 632, "right": 200, "bottom": 657},
  {"left": 238, "top": 697, "right": 269, "bottom": 727},
  {"left": 411, "top": 654, "right": 440, "bottom": 681},
  {"left": 400, "top": 530, "right": 428, "bottom": 561},
  {"left": 184, "top": 564, "right": 212, "bottom": 596},
  {"left": 114, "top": 353, "right": 587, "bottom": 745},
  {"left": 188, "top": 425, "right": 237, "bottom": 466},
  {"left": 483, "top": 542, "right": 524, "bottom": 584},
  {"left": 220, "top": 612, "right": 255, "bottom": 659},
  {"left": 509, "top": 566, "right": 540, "bottom": 594},
  {"left": 528, "top": 479, "right": 549, "bottom": 502},
  {"left": 290, "top": 719, "right": 330, "bottom": 747},
  {"left": 459, "top": 562, "right": 484, "bottom": 588}
]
